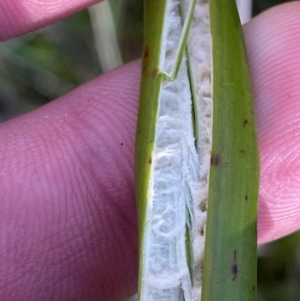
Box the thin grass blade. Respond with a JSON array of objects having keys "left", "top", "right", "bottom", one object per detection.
[{"left": 201, "top": 0, "right": 259, "bottom": 300}]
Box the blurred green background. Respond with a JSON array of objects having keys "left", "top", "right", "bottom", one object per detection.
[{"left": 0, "top": 1, "right": 299, "bottom": 300}]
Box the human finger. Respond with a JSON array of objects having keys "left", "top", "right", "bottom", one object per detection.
[
  {"left": 0, "top": 0, "right": 102, "bottom": 41},
  {"left": 0, "top": 61, "right": 140, "bottom": 301},
  {"left": 244, "top": 1, "right": 300, "bottom": 244}
]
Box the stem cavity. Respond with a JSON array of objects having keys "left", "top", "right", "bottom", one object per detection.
[{"left": 139, "top": 1, "right": 212, "bottom": 300}]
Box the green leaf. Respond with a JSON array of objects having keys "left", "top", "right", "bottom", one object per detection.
[{"left": 201, "top": 1, "right": 259, "bottom": 300}]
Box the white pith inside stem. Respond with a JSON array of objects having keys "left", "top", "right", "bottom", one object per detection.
[{"left": 141, "top": 1, "right": 211, "bottom": 300}]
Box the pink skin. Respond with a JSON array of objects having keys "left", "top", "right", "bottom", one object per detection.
[
  {"left": 244, "top": 3, "right": 300, "bottom": 244},
  {"left": 0, "top": 1, "right": 299, "bottom": 300},
  {"left": 0, "top": 0, "right": 102, "bottom": 40}
]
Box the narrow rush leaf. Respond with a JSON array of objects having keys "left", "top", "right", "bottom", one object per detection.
[
  {"left": 201, "top": 1, "right": 259, "bottom": 300},
  {"left": 135, "top": 1, "right": 259, "bottom": 301}
]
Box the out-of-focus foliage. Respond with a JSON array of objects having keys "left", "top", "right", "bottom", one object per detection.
[
  {"left": 258, "top": 231, "right": 300, "bottom": 301},
  {"left": 0, "top": 10, "right": 100, "bottom": 119},
  {"left": 0, "top": 1, "right": 299, "bottom": 300},
  {"left": 109, "top": 0, "right": 143, "bottom": 62}
]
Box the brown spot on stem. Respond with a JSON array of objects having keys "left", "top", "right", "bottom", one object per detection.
[
  {"left": 142, "top": 46, "right": 150, "bottom": 74},
  {"left": 144, "top": 46, "right": 150, "bottom": 58},
  {"left": 252, "top": 285, "right": 256, "bottom": 291},
  {"left": 151, "top": 68, "right": 159, "bottom": 78},
  {"left": 243, "top": 119, "right": 248, "bottom": 127},
  {"left": 245, "top": 194, "right": 248, "bottom": 201},
  {"left": 210, "top": 153, "right": 220, "bottom": 166},
  {"left": 148, "top": 157, "right": 152, "bottom": 164},
  {"left": 239, "top": 149, "right": 246, "bottom": 154}
]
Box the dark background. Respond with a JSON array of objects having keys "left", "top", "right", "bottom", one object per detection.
[{"left": 0, "top": 1, "right": 299, "bottom": 300}]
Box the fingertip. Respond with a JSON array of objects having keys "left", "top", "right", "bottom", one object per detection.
[
  {"left": 244, "top": 2, "right": 300, "bottom": 244},
  {"left": 0, "top": 0, "right": 101, "bottom": 40},
  {"left": 0, "top": 61, "right": 141, "bottom": 300}
]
